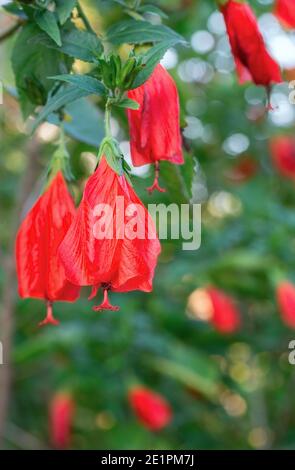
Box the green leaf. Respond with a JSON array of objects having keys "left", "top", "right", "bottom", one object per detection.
[
  {"left": 34, "top": 10, "right": 62, "bottom": 46},
  {"left": 114, "top": 98, "right": 140, "bottom": 110},
  {"left": 55, "top": 0, "right": 77, "bottom": 24},
  {"left": 106, "top": 19, "right": 185, "bottom": 45},
  {"left": 149, "top": 342, "right": 221, "bottom": 401},
  {"left": 50, "top": 74, "right": 106, "bottom": 96},
  {"left": 3, "top": 3, "right": 27, "bottom": 19},
  {"left": 61, "top": 29, "right": 102, "bottom": 62},
  {"left": 31, "top": 86, "right": 91, "bottom": 133},
  {"left": 48, "top": 97, "right": 105, "bottom": 147},
  {"left": 12, "top": 23, "right": 70, "bottom": 119},
  {"left": 57, "top": 27, "right": 102, "bottom": 62},
  {"left": 104, "top": 144, "right": 124, "bottom": 176},
  {"left": 131, "top": 38, "right": 182, "bottom": 89},
  {"left": 138, "top": 4, "right": 168, "bottom": 19},
  {"left": 31, "top": 26, "right": 102, "bottom": 62},
  {"left": 160, "top": 155, "right": 198, "bottom": 204},
  {"left": 107, "top": 0, "right": 127, "bottom": 5}
]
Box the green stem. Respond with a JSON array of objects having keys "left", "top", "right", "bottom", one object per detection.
[
  {"left": 105, "top": 99, "right": 112, "bottom": 138},
  {"left": 76, "top": 1, "right": 95, "bottom": 34},
  {"left": 59, "top": 123, "right": 66, "bottom": 151}
]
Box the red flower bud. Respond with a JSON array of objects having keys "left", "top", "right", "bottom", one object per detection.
[
  {"left": 274, "top": 0, "right": 295, "bottom": 29},
  {"left": 207, "top": 287, "right": 241, "bottom": 334},
  {"left": 49, "top": 392, "right": 75, "bottom": 449},
  {"left": 220, "top": 0, "right": 282, "bottom": 87},
  {"left": 15, "top": 172, "right": 80, "bottom": 326},
  {"left": 128, "top": 387, "right": 172, "bottom": 431},
  {"left": 270, "top": 136, "right": 295, "bottom": 180},
  {"left": 276, "top": 281, "right": 295, "bottom": 329},
  {"left": 59, "top": 157, "right": 161, "bottom": 311},
  {"left": 127, "top": 64, "right": 184, "bottom": 193}
]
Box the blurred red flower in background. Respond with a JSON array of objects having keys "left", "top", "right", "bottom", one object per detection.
[
  {"left": 220, "top": 0, "right": 282, "bottom": 86},
  {"left": 128, "top": 64, "right": 183, "bottom": 193},
  {"left": 59, "top": 157, "right": 161, "bottom": 312},
  {"left": 15, "top": 172, "right": 80, "bottom": 327},
  {"left": 49, "top": 392, "right": 75, "bottom": 449},
  {"left": 276, "top": 281, "right": 295, "bottom": 329},
  {"left": 270, "top": 136, "right": 295, "bottom": 180},
  {"left": 226, "top": 156, "right": 258, "bottom": 183},
  {"left": 274, "top": 0, "right": 295, "bottom": 29},
  {"left": 207, "top": 287, "right": 241, "bottom": 334},
  {"left": 128, "top": 387, "right": 172, "bottom": 431}
]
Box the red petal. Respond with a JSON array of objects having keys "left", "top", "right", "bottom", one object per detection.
[
  {"left": 270, "top": 136, "right": 295, "bottom": 179},
  {"left": 16, "top": 172, "right": 80, "bottom": 303},
  {"left": 128, "top": 64, "right": 184, "bottom": 166},
  {"left": 59, "top": 158, "right": 161, "bottom": 295},
  {"left": 274, "top": 0, "right": 295, "bottom": 29},
  {"left": 220, "top": 0, "right": 282, "bottom": 86},
  {"left": 277, "top": 281, "right": 295, "bottom": 328},
  {"left": 207, "top": 287, "right": 241, "bottom": 334},
  {"left": 128, "top": 387, "right": 172, "bottom": 431},
  {"left": 49, "top": 392, "right": 75, "bottom": 449}
]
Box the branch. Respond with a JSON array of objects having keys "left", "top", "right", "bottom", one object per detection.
[
  {"left": 76, "top": 2, "right": 95, "bottom": 34},
  {"left": 0, "top": 137, "right": 42, "bottom": 448},
  {"left": 0, "top": 22, "right": 22, "bottom": 43}
]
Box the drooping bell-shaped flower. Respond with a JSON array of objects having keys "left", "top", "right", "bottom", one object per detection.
[
  {"left": 276, "top": 281, "right": 295, "bottom": 329},
  {"left": 207, "top": 287, "right": 241, "bottom": 334},
  {"left": 274, "top": 0, "right": 295, "bottom": 29},
  {"left": 49, "top": 392, "right": 75, "bottom": 449},
  {"left": 15, "top": 172, "right": 80, "bottom": 326},
  {"left": 59, "top": 157, "right": 161, "bottom": 311},
  {"left": 220, "top": 0, "right": 282, "bottom": 90},
  {"left": 270, "top": 136, "right": 295, "bottom": 180},
  {"left": 127, "top": 64, "right": 184, "bottom": 193},
  {"left": 128, "top": 386, "right": 172, "bottom": 431}
]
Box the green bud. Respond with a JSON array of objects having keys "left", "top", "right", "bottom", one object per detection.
[{"left": 120, "top": 57, "right": 137, "bottom": 90}]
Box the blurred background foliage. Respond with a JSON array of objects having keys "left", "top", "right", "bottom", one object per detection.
[{"left": 1, "top": 0, "right": 295, "bottom": 450}]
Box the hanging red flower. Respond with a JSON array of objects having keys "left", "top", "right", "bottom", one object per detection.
[
  {"left": 220, "top": 0, "right": 282, "bottom": 87},
  {"left": 270, "top": 136, "right": 295, "bottom": 180},
  {"left": 59, "top": 157, "right": 161, "bottom": 311},
  {"left": 276, "top": 281, "right": 295, "bottom": 329},
  {"left": 15, "top": 172, "right": 80, "bottom": 327},
  {"left": 49, "top": 392, "right": 75, "bottom": 449},
  {"left": 207, "top": 287, "right": 241, "bottom": 334},
  {"left": 127, "top": 64, "right": 184, "bottom": 193},
  {"left": 128, "top": 386, "right": 172, "bottom": 431},
  {"left": 274, "top": 0, "right": 295, "bottom": 29}
]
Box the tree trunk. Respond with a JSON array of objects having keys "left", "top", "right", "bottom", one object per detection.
[{"left": 0, "top": 138, "right": 41, "bottom": 447}]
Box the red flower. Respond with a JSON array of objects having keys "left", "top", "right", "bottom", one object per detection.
[
  {"left": 270, "top": 136, "right": 295, "bottom": 180},
  {"left": 15, "top": 172, "right": 80, "bottom": 326},
  {"left": 49, "top": 392, "right": 75, "bottom": 449},
  {"left": 220, "top": 0, "right": 282, "bottom": 86},
  {"left": 207, "top": 287, "right": 241, "bottom": 334},
  {"left": 276, "top": 281, "right": 295, "bottom": 328},
  {"left": 127, "top": 64, "right": 184, "bottom": 193},
  {"left": 274, "top": 0, "right": 295, "bottom": 29},
  {"left": 128, "top": 387, "right": 172, "bottom": 431},
  {"left": 59, "top": 157, "right": 161, "bottom": 311},
  {"left": 226, "top": 155, "right": 258, "bottom": 183}
]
